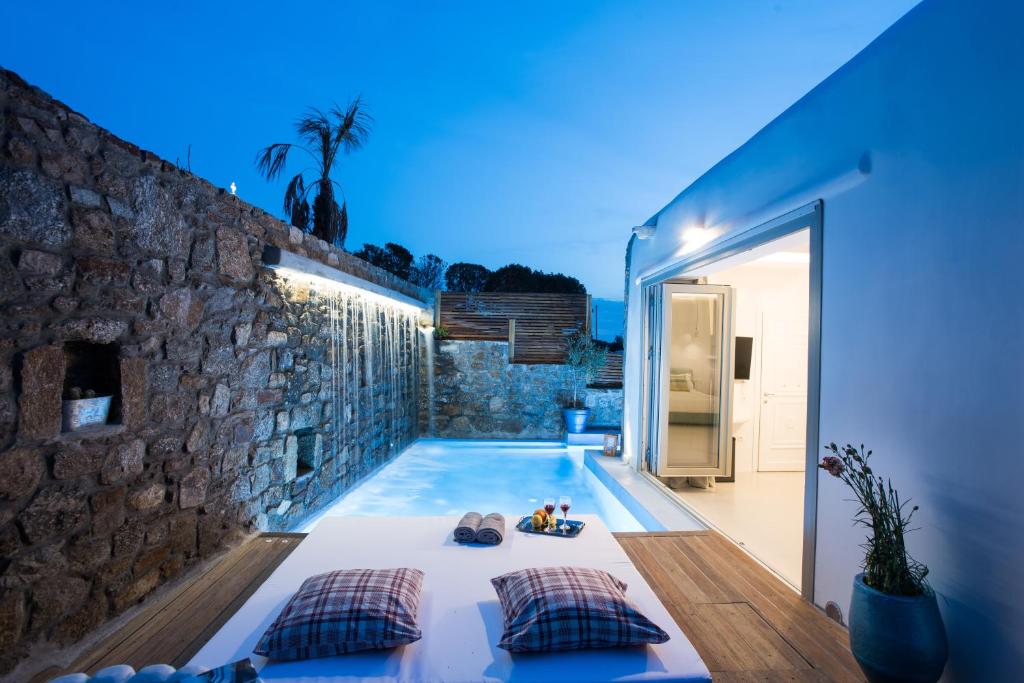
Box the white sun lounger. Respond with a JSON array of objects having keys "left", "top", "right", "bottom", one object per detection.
[{"left": 190, "top": 515, "right": 711, "bottom": 682}]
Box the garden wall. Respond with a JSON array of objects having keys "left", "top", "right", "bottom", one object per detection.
[
  {"left": 420, "top": 339, "right": 622, "bottom": 440},
  {"left": 0, "top": 68, "right": 425, "bottom": 676}
]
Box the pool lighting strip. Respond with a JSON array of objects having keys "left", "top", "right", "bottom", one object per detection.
[{"left": 261, "top": 245, "right": 429, "bottom": 314}]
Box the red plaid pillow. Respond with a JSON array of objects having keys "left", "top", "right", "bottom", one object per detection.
[
  {"left": 491, "top": 566, "right": 670, "bottom": 652},
  {"left": 254, "top": 568, "right": 424, "bottom": 660}
]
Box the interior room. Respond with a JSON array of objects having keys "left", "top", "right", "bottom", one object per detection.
[{"left": 662, "top": 230, "right": 810, "bottom": 589}]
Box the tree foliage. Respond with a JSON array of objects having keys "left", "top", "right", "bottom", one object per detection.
[
  {"left": 594, "top": 336, "right": 624, "bottom": 353},
  {"left": 564, "top": 330, "right": 607, "bottom": 407},
  {"left": 351, "top": 244, "right": 586, "bottom": 295},
  {"left": 410, "top": 254, "right": 448, "bottom": 290},
  {"left": 484, "top": 263, "right": 585, "bottom": 293},
  {"left": 445, "top": 262, "right": 492, "bottom": 292},
  {"left": 255, "top": 100, "right": 371, "bottom": 247},
  {"left": 354, "top": 242, "right": 414, "bottom": 280}
]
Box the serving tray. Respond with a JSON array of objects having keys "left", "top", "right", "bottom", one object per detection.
[{"left": 515, "top": 516, "right": 586, "bottom": 538}]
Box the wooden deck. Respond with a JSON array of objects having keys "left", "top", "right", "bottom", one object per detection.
[
  {"left": 614, "top": 530, "right": 863, "bottom": 682},
  {"left": 34, "top": 529, "right": 862, "bottom": 682},
  {"left": 32, "top": 533, "right": 302, "bottom": 682}
]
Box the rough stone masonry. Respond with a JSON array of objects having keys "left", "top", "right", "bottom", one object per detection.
[
  {"left": 420, "top": 339, "right": 623, "bottom": 439},
  {"left": 0, "top": 68, "right": 426, "bottom": 675}
]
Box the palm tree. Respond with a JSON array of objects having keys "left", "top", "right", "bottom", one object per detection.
[{"left": 256, "top": 100, "right": 371, "bottom": 247}]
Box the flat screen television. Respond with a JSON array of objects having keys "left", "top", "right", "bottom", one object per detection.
[{"left": 735, "top": 336, "right": 753, "bottom": 380}]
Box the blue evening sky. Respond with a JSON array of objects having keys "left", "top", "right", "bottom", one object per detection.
[{"left": 1, "top": 1, "right": 917, "bottom": 298}]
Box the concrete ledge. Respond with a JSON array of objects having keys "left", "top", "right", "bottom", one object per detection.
[
  {"left": 565, "top": 427, "right": 620, "bottom": 447},
  {"left": 584, "top": 451, "right": 705, "bottom": 532}
]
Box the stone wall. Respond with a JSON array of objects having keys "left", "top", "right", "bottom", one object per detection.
[
  {"left": 421, "top": 339, "right": 623, "bottom": 440},
  {"left": 0, "top": 68, "right": 423, "bottom": 675}
]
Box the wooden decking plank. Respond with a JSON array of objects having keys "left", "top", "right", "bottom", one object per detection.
[
  {"left": 614, "top": 540, "right": 696, "bottom": 610},
  {"left": 693, "top": 533, "right": 855, "bottom": 655},
  {"left": 621, "top": 533, "right": 804, "bottom": 671},
  {"left": 681, "top": 534, "right": 862, "bottom": 682},
  {"left": 699, "top": 532, "right": 849, "bottom": 640},
  {"left": 634, "top": 536, "right": 711, "bottom": 605},
  {"left": 66, "top": 539, "right": 263, "bottom": 674},
  {"left": 640, "top": 535, "right": 731, "bottom": 605},
  {"left": 713, "top": 670, "right": 833, "bottom": 682},
  {"left": 85, "top": 538, "right": 269, "bottom": 671},
  {"left": 619, "top": 531, "right": 863, "bottom": 682},
  {"left": 682, "top": 602, "right": 810, "bottom": 672},
  {"left": 667, "top": 536, "right": 748, "bottom": 604},
  {"left": 613, "top": 530, "right": 710, "bottom": 538},
  {"left": 57, "top": 533, "right": 302, "bottom": 678},
  {"left": 118, "top": 537, "right": 297, "bottom": 669},
  {"left": 685, "top": 534, "right": 856, "bottom": 678},
  {"left": 173, "top": 536, "right": 301, "bottom": 666},
  {"left": 659, "top": 536, "right": 741, "bottom": 604}
]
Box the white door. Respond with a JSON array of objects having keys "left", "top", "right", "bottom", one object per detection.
[
  {"left": 652, "top": 283, "right": 735, "bottom": 478},
  {"left": 757, "top": 313, "right": 808, "bottom": 471}
]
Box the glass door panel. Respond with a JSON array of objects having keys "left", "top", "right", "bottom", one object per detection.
[{"left": 657, "top": 284, "right": 734, "bottom": 477}]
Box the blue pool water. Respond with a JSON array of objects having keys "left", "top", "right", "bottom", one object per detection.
[{"left": 301, "top": 440, "right": 644, "bottom": 532}]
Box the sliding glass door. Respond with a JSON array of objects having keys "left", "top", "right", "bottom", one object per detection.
[{"left": 646, "top": 283, "right": 735, "bottom": 478}]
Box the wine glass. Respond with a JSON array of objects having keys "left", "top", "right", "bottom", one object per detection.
[{"left": 559, "top": 496, "right": 572, "bottom": 532}]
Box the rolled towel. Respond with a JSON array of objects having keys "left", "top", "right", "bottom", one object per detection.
[
  {"left": 475, "top": 512, "right": 505, "bottom": 545},
  {"left": 454, "top": 511, "right": 483, "bottom": 543}
]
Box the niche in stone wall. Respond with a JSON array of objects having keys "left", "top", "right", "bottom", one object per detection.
[
  {"left": 295, "top": 427, "right": 321, "bottom": 478},
  {"left": 62, "top": 341, "right": 121, "bottom": 432}
]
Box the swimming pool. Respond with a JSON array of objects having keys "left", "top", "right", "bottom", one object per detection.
[{"left": 301, "top": 439, "right": 645, "bottom": 532}]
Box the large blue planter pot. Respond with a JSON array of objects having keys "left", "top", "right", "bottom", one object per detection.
[
  {"left": 849, "top": 573, "right": 948, "bottom": 683},
  {"left": 562, "top": 408, "right": 591, "bottom": 434}
]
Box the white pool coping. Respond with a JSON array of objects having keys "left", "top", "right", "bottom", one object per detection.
[{"left": 581, "top": 450, "right": 706, "bottom": 532}]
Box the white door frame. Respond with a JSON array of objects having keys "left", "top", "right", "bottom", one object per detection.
[
  {"left": 656, "top": 283, "right": 735, "bottom": 478},
  {"left": 636, "top": 201, "right": 823, "bottom": 601}
]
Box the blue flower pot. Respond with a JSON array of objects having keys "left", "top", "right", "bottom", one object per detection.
[
  {"left": 849, "top": 573, "right": 948, "bottom": 683},
  {"left": 562, "top": 408, "right": 590, "bottom": 434}
]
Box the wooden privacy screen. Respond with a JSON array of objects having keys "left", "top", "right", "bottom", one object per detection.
[
  {"left": 590, "top": 352, "right": 624, "bottom": 388},
  {"left": 437, "top": 292, "right": 589, "bottom": 364}
]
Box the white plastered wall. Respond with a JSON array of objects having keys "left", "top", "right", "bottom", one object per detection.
[{"left": 622, "top": 1, "right": 1024, "bottom": 678}]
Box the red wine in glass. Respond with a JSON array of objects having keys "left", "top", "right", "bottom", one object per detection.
[
  {"left": 544, "top": 499, "right": 556, "bottom": 516},
  {"left": 559, "top": 496, "right": 572, "bottom": 532}
]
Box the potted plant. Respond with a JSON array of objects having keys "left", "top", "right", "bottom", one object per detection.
[
  {"left": 562, "top": 331, "right": 606, "bottom": 434},
  {"left": 819, "top": 443, "right": 947, "bottom": 683}
]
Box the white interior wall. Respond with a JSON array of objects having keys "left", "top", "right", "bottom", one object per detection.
[
  {"left": 706, "top": 259, "right": 809, "bottom": 473},
  {"left": 622, "top": 1, "right": 1024, "bottom": 678}
]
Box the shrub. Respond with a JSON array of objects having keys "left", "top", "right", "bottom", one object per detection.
[{"left": 819, "top": 443, "right": 929, "bottom": 595}]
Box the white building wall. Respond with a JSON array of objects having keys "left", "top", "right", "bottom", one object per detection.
[{"left": 623, "top": 0, "right": 1024, "bottom": 678}]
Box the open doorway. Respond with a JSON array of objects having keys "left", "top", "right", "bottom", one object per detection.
[
  {"left": 639, "top": 205, "right": 820, "bottom": 595},
  {"left": 673, "top": 230, "right": 808, "bottom": 589}
]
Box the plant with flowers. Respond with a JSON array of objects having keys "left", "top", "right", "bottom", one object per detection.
[{"left": 820, "top": 443, "right": 929, "bottom": 596}]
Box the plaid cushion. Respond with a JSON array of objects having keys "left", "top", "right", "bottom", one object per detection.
[
  {"left": 192, "top": 658, "right": 262, "bottom": 682},
  {"left": 491, "top": 566, "right": 670, "bottom": 652},
  {"left": 254, "top": 568, "right": 424, "bottom": 660}
]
